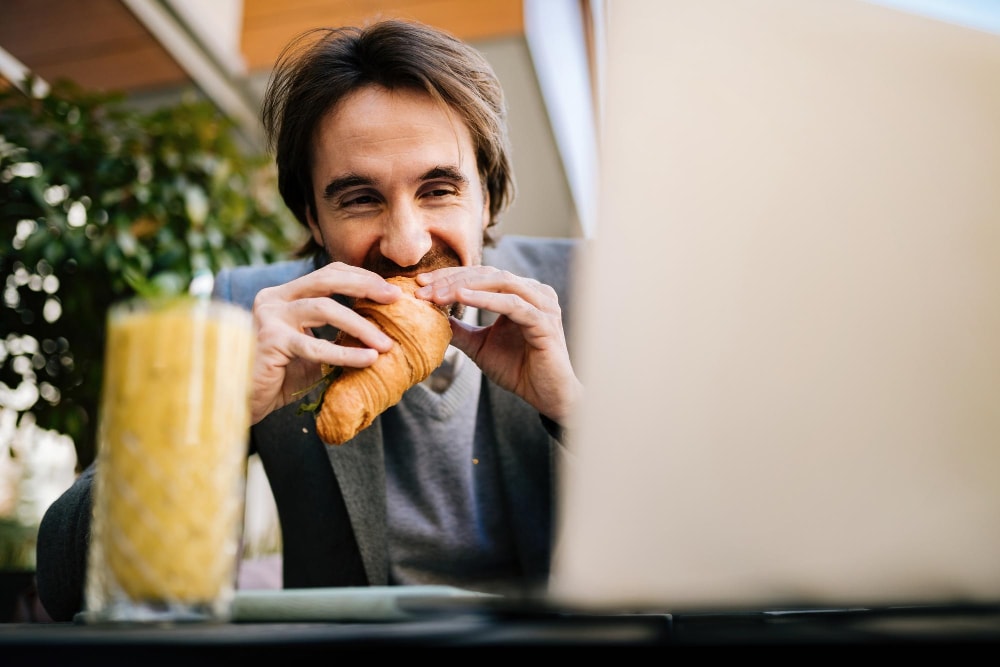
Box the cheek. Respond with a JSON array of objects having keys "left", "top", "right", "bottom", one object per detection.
[
  {"left": 313, "top": 219, "right": 378, "bottom": 265},
  {"left": 328, "top": 238, "right": 374, "bottom": 266},
  {"left": 439, "top": 216, "right": 485, "bottom": 266}
]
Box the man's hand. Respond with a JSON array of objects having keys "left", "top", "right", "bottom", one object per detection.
[
  {"left": 249, "top": 263, "right": 401, "bottom": 424},
  {"left": 415, "top": 266, "right": 583, "bottom": 424}
]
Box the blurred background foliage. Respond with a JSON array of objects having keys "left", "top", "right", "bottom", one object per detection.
[{"left": 0, "top": 77, "right": 305, "bottom": 470}]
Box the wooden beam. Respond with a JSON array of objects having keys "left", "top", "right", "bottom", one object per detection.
[
  {"left": 241, "top": 0, "right": 524, "bottom": 73},
  {"left": 0, "top": 0, "right": 186, "bottom": 92}
]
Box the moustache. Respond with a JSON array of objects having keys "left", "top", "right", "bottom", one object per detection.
[{"left": 363, "top": 244, "right": 462, "bottom": 278}]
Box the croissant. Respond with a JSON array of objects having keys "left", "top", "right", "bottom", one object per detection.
[{"left": 315, "top": 276, "right": 453, "bottom": 445}]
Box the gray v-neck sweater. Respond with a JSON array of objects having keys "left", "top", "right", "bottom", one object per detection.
[{"left": 383, "top": 354, "right": 519, "bottom": 594}]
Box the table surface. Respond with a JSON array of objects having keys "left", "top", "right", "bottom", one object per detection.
[{"left": 3, "top": 603, "right": 1000, "bottom": 655}]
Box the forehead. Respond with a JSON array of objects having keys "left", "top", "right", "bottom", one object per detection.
[{"left": 313, "top": 85, "right": 476, "bottom": 176}]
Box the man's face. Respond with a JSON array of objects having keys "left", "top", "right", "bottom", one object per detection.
[{"left": 307, "top": 85, "right": 489, "bottom": 277}]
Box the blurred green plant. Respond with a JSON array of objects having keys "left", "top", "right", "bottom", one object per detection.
[
  {"left": 1, "top": 77, "right": 305, "bottom": 470},
  {"left": 0, "top": 518, "right": 36, "bottom": 570}
]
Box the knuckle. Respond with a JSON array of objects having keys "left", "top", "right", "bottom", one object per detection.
[{"left": 253, "top": 285, "right": 278, "bottom": 308}]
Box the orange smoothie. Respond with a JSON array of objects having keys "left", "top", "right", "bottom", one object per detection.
[{"left": 86, "top": 297, "right": 254, "bottom": 619}]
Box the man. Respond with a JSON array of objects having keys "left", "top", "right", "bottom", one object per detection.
[{"left": 36, "top": 18, "right": 581, "bottom": 622}]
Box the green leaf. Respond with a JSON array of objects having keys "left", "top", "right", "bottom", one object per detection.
[{"left": 1, "top": 78, "right": 307, "bottom": 468}]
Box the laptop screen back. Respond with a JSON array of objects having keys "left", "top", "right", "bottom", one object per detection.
[{"left": 551, "top": 0, "right": 1000, "bottom": 612}]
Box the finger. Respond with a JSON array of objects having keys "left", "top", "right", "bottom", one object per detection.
[
  {"left": 445, "top": 318, "right": 484, "bottom": 356},
  {"left": 265, "top": 262, "right": 402, "bottom": 303},
  {"left": 454, "top": 289, "right": 547, "bottom": 330},
  {"left": 417, "top": 267, "right": 558, "bottom": 314},
  {"left": 288, "top": 332, "right": 382, "bottom": 370},
  {"left": 414, "top": 265, "right": 465, "bottom": 284},
  {"left": 284, "top": 296, "right": 395, "bottom": 352},
  {"left": 254, "top": 290, "right": 394, "bottom": 355}
]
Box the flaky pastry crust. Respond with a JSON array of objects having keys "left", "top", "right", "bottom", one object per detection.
[{"left": 315, "top": 276, "right": 452, "bottom": 445}]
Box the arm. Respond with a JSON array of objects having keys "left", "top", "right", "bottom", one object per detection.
[{"left": 35, "top": 463, "right": 96, "bottom": 622}]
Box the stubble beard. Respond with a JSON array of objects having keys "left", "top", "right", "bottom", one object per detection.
[{"left": 358, "top": 239, "right": 481, "bottom": 319}]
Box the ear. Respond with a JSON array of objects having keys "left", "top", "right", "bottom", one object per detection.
[{"left": 305, "top": 205, "right": 325, "bottom": 247}]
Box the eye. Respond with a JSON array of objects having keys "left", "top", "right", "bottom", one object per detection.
[
  {"left": 422, "top": 185, "right": 458, "bottom": 200},
  {"left": 341, "top": 191, "right": 380, "bottom": 208}
]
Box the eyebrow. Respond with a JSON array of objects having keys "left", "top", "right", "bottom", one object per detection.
[
  {"left": 422, "top": 165, "right": 468, "bottom": 187},
  {"left": 321, "top": 165, "right": 469, "bottom": 200},
  {"left": 323, "top": 174, "right": 372, "bottom": 200}
]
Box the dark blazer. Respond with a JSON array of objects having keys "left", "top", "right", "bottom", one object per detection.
[{"left": 35, "top": 234, "right": 580, "bottom": 621}]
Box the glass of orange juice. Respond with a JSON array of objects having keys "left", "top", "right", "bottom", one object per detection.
[{"left": 83, "top": 295, "right": 254, "bottom": 623}]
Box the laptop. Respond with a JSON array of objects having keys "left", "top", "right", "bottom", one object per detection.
[{"left": 549, "top": 0, "right": 1000, "bottom": 615}]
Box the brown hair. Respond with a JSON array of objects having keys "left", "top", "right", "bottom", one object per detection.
[{"left": 261, "top": 19, "right": 515, "bottom": 256}]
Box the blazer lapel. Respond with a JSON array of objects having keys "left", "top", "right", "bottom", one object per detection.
[{"left": 325, "top": 419, "right": 389, "bottom": 585}]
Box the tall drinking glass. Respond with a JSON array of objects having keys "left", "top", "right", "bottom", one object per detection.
[{"left": 83, "top": 296, "right": 255, "bottom": 623}]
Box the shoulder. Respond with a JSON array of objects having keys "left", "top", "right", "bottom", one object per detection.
[
  {"left": 484, "top": 235, "right": 583, "bottom": 291},
  {"left": 212, "top": 257, "right": 316, "bottom": 311}
]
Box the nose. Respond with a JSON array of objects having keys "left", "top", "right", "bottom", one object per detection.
[{"left": 379, "top": 203, "right": 433, "bottom": 268}]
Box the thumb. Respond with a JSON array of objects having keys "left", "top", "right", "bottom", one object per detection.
[{"left": 447, "top": 317, "right": 483, "bottom": 358}]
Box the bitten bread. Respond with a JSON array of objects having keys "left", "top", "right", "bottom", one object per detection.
[{"left": 315, "top": 276, "right": 452, "bottom": 445}]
